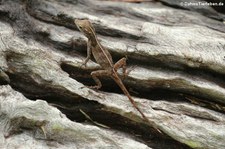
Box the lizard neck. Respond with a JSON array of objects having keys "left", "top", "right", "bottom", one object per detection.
[
  {"left": 85, "top": 25, "right": 99, "bottom": 46},
  {"left": 87, "top": 34, "right": 98, "bottom": 46}
]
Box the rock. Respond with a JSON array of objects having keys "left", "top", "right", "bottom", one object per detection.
[
  {"left": 0, "top": 85, "right": 150, "bottom": 149},
  {"left": 0, "top": 0, "right": 225, "bottom": 148}
]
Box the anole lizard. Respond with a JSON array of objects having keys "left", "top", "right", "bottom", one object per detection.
[{"left": 74, "top": 19, "right": 149, "bottom": 122}]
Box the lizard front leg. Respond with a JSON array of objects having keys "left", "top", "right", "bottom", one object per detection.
[
  {"left": 89, "top": 70, "right": 111, "bottom": 89},
  {"left": 81, "top": 41, "right": 92, "bottom": 67}
]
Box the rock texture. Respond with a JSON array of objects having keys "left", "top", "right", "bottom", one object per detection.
[
  {"left": 0, "top": 0, "right": 225, "bottom": 148},
  {"left": 0, "top": 85, "right": 150, "bottom": 149}
]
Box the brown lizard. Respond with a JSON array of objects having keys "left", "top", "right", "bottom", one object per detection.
[{"left": 74, "top": 19, "right": 149, "bottom": 122}]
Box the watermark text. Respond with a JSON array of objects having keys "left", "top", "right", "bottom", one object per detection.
[{"left": 180, "top": 1, "right": 224, "bottom": 6}]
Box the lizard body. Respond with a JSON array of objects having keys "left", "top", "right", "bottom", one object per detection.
[{"left": 74, "top": 19, "right": 149, "bottom": 122}]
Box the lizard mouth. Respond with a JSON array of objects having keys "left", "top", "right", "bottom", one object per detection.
[{"left": 74, "top": 19, "right": 82, "bottom": 32}]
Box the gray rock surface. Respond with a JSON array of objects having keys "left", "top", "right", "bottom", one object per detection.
[
  {"left": 0, "top": 85, "right": 150, "bottom": 149},
  {"left": 0, "top": 0, "right": 225, "bottom": 148}
]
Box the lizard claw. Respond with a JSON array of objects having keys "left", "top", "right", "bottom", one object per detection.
[
  {"left": 79, "top": 62, "right": 87, "bottom": 69},
  {"left": 122, "top": 65, "right": 137, "bottom": 80}
]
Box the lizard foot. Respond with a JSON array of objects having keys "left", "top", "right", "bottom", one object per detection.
[
  {"left": 79, "top": 62, "right": 87, "bottom": 69},
  {"left": 122, "top": 65, "right": 136, "bottom": 80}
]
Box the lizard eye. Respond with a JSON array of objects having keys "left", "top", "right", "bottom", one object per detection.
[{"left": 77, "top": 25, "right": 82, "bottom": 30}]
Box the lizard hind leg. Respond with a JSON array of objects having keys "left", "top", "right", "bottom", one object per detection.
[
  {"left": 114, "top": 57, "right": 127, "bottom": 79},
  {"left": 89, "top": 70, "right": 111, "bottom": 89}
]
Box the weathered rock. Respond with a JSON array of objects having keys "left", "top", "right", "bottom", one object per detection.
[
  {"left": 0, "top": 68, "right": 9, "bottom": 85},
  {"left": 0, "top": 0, "right": 225, "bottom": 148},
  {"left": 0, "top": 85, "right": 151, "bottom": 149}
]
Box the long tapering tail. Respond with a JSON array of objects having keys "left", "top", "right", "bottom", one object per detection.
[
  {"left": 111, "top": 73, "right": 162, "bottom": 133},
  {"left": 111, "top": 73, "right": 149, "bottom": 122}
]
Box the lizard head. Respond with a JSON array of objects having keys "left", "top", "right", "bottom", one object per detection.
[{"left": 74, "top": 19, "right": 95, "bottom": 38}]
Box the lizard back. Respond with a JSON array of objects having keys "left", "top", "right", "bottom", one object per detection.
[{"left": 91, "top": 41, "right": 113, "bottom": 69}]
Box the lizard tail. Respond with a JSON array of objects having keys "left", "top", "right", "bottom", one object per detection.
[
  {"left": 112, "top": 74, "right": 162, "bottom": 133},
  {"left": 111, "top": 73, "right": 149, "bottom": 122}
]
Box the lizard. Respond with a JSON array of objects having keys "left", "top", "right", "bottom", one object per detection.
[{"left": 74, "top": 19, "right": 149, "bottom": 122}]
